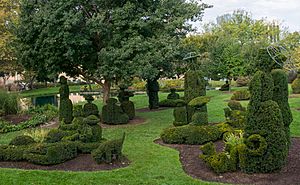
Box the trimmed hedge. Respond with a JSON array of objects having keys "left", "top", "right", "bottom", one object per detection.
[
  {"left": 0, "top": 145, "right": 28, "bottom": 161},
  {"left": 160, "top": 124, "right": 226, "bottom": 145},
  {"left": 291, "top": 76, "right": 300, "bottom": 94},
  {"left": 59, "top": 76, "right": 73, "bottom": 124},
  {"left": 120, "top": 101, "right": 135, "bottom": 119},
  {"left": 25, "top": 142, "right": 78, "bottom": 165},
  {"left": 92, "top": 133, "right": 125, "bottom": 163},
  {"left": 159, "top": 99, "right": 185, "bottom": 107},
  {"left": 9, "top": 135, "right": 36, "bottom": 146},
  {"left": 102, "top": 98, "right": 129, "bottom": 125}
]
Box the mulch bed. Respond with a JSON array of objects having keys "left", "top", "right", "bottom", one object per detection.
[
  {"left": 0, "top": 154, "right": 130, "bottom": 171},
  {"left": 155, "top": 138, "right": 300, "bottom": 185},
  {"left": 2, "top": 114, "right": 31, "bottom": 125}
]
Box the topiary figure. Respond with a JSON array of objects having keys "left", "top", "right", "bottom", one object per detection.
[
  {"left": 173, "top": 106, "right": 188, "bottom": 126},
  {"left": 219, "top": 80, "right": 230, "bottom": 91},
  {"left": 9, "top": 135, "right": 36, "bottom": 146},
  {"left": 188, "top": 96, "right": 210, "bottom": 125},
  {"left": 184, "top": 70, "right": 206, "bottom": 123},
  {"left": 59, "top": 76, "right": 73, "bottom": 124},
  {"left": 271, "top": 69, "right": 293, "bottom": 146},
  {"left": 118, "top": 86, "right": 135, "bottom": 120},
  {"left": 83, "top": 95, "right": 99, "bottom": 117},
  {"left": 102, "top": 98, "right": 129, "bottom": 125},
  {"left": 167, "top": 88, "right": 180, "bottom": 100},
  {"left": 291, "top": 74, "right": 300, "bottom": 94},
  {"left": 146, "top": 78, "right": 160, "bottom": 109},
  {"left": 224, "top": 100, "right": 246, "bottom": 129},
  {"left": 240, "top": 50, "right": 289, "bottom": 173}
]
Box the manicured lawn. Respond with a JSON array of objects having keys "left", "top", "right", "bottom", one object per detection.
[{"left": 0, "top": 89, "right": 299, "bottom": 185}]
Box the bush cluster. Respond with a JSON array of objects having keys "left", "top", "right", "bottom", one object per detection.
[
  {"left": 160, "top": 124, "right": 225, "bottom": 145},
  {"left": 231, "top": 89, "right": 250, "bottom": 101},
  {"left": 236, "top": 76, "right": 250, "bottom": 87},
  {"left": 159, "top": 99, "right": 185, "bottom": 107},
  {"left": 102, "top": 98, "right": 129, "bottom": 125}
]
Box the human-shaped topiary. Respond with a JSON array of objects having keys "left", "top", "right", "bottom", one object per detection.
[
  {"left": 146, "top": 78, "right": 160, "bottom": 109},
  {"left": 271, "top": 69, "right": 293, "bottom": 146},
  {"left": 188, "top": 96, "right": 210, "bottom": 125},
  {"left": 240, "top": 49, "right": 289, "bottom": 173},
  {"left": 102, "top": 98, "right": 129, "bottom": 125},
  {"left": 59, "top": 76, "right": 73, "bottom": 124},
  {"left": 219, "top": 80, "right": 230, "bottom": 91},
  {"left": 167, "top": 88, "right": 180, "bottom": 100},
  {"left": 117, "top": 86, "right": 135, "bottom": 120},
  {"left": 184, "top": 70, "right": 206, "bottom": 123},
  {"left": 291, "top": 73, "right": 300, "bottom": 94},
  {"left": 83, "top": 95, "right": 99, "bottom": 117}
]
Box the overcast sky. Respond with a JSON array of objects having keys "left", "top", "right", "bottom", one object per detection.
[{"left": 197, "top": 0, "right": 300, "bottom": 32}]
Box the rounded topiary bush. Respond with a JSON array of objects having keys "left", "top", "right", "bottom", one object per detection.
[
  {"left": 102, "top": 98, "right": 129, "bottom": 125},
  {"left": 120, "top": 101, "right": 135, "bottom": 119},
  {"left": 291, "top": 75, "right": 300, "bottom": 94},
  {"left": 9, "top": 135, "right": 36, "bottom": 146}
]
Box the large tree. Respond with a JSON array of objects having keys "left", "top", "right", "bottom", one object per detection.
[
  {"left": 17, "top": 0, "right": 209, "bottom": 102},
  {"left": 0, "top": 0, "right": 20, "bottom": 84}
]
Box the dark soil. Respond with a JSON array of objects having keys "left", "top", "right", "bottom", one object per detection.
[
  {"left": 2, "top": 114, "right": 31, "bottom": 124},
  {"left": 136, "top": 107, "right": 171, "bottom": 113},
  {"left": 0, "top": 154, "right": 130, "bottom": 171},
  {"left": 156, "top": 138, "right": 300, "bottom": 185}
]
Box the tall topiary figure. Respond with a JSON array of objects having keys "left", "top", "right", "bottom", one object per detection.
[
  {"left": 59, "top": 76, "right": 73, "bottom": 124},
  {"left": 239, "top": 49, "right": 289, "bottom": 173},
  {"left": 118, "top": 86, "right": 135, "bottom": 120},
  {"left": 184, "top": 70, "right": 206, "bottom": 123},
  {"left": 102, "top": 98, "right": 129, "bottom": 125},
  {"left": 146, "top": 78, "right": 160, "bottom": 109},
  {"left": 83, "top": 95, "right": 99, "bottom": 117},
  {"left": 271, "top": 69, "right": 293, "bottom": 146}
]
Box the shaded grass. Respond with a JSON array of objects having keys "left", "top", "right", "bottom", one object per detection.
[{"left": 0, "top": 89, "right": 299, "bottom": 185}]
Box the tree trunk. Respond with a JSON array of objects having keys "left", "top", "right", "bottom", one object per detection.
[{"left": 103, "top": 79, "right": 111, "bottom": 104}]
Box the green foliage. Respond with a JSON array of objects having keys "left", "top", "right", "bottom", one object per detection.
[
  {"left": 188, "top": 96, "right": 210, "bottom": 108},
  {"left": 236, "top": 76, "right": 250, "bottom": 87},
  {"left": 161, "top": 124, "right": 223, "bottom": 145},
  {"left": 146, "top": 79, "right": 160, "bottom": 109},
  {"left": 159, "top": 99, "right": 186, "bottom": 107},
  {"left": 228, "top": 100, "right": 245, "bottom": 111},
  {"left": 76, "top": 142, "right": 103, "bottom": 154},
  {"left": 231, "top": 89, "right": 250, "bottom": 101},
  {"left": 0, "top": 90, "right": 19, "bottom": 115},
  {"left": 271, "top": 69, "right": 293, "bottom": 144},
  {"left": 9, "top": 135, "right": 36, "bottom": 146},
  {"left": 0, "top": 145, "right": 27, "bottom": 161},
  {"left": 83, "top": 115, "right": 100, "bottom": 126},
  {"left": 24, "top": 129, "right": 50, "bottom": 143},
  {"left": 219, "top": 82, "right": 230, "bottom": 91},
  {"left": 200, "top": 142, "right": 216, "bottom": 156},
  {"left": 26, "top": 104, "right": 58, "bottom": 121},
  {"left": 25, "top": 142, "right": 78, "bottom": 165},
  {"left": 200, "top": 151, "right": 236, "bottom": 174},
  {"left": 120, "top": 101, "right": 135, "bottom": 120},
  {"left": 0, "top": 114, "right": 47, "bottom": 133},
  {"left": 45, "top": 129, "right": 67, "bottom": 143},
  {"left": 73, "top": 105, "right": 83, "bottom": 117},
  {"left": 102, "top": 98, "right": 129, "bottom": 125},
  {"left": 191, "top": 112, "right": 208, "bottom": 126},
  {"left": 173, "top": 106, "right": 188, "bottom": 126},
  {"left": 59, "top": 77, "right": 73, "bottom": 124},
  {"left": 167, "top": 89, "right": 180, "bottom": 100},
  {"left": 83, "top": 102, "right": 99, "bottom": 117},
  {"left": 92, "top": 133, "right": 125, "bottom": 164},
  {"left": 291, "top": 76, "right": 300, "bottom": 94}
]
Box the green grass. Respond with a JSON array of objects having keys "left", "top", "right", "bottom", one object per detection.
[{"left": 0, "top": 89, "right": 299, "bottom": 184}]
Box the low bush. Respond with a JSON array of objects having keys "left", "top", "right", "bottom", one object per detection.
[
  {"left": 161, "top": 124, "right": 224, "bottom": 145},
  {"left": 159, "top": 99, "right": 186, "bottom": 107},
  {"left": 76, "top": 141, "right": 104, "bottom": 153},
  {"left": 25, "top": 142, "right": 78, "bottom": 165},
  {"left": 0, "top": 145, "right": 28, "bottom": 161},
  {"left": 9, "top": 135, "right": 36, "bottom": 146},
  {"left": 231, "top": 89, "right": 250, "bottom": 101},
  {"left": 236, "top": 76, "right": 250, "bottom": 87},
  {"left": 0, "top": 114, "right": 47, "bottom": 133},
  {"left": 44, "top": 129, "right": 67, "bottom": 143},
  {"left": 24, "top": 129, "right": 50, "bottom": 143},
  {"left": 0, "top": 90, "right": 19, "bottom": 115},
  {"left": 92, "top": 133, "right": 125, "bottom": 163}
]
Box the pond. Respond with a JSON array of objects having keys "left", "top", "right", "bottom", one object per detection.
[{"left": 22, "top": 93, "right": 102, "bottom": 108}]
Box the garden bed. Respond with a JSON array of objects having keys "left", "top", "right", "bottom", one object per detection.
[
  {"left": 156, "top": 137, "right": 300, "bottom": 185},
  {"left": 0, "top": 154, "right": 130, "bottom": 171}
]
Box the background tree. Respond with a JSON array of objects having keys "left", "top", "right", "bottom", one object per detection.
[{"left": 17, "top": 0, "right": 210, "bottom": 102}]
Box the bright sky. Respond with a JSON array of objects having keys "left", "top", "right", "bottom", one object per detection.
[{"left": 198, "top": 0, "right": 300, "bottom": 32}]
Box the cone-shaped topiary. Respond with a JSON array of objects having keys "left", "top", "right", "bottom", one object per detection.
[
  {"left": 59, "top": 76, "right": 73, "bottom": 124},
  {"left": 271, "top": 69, "right": 293, "bottom": 146}
]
